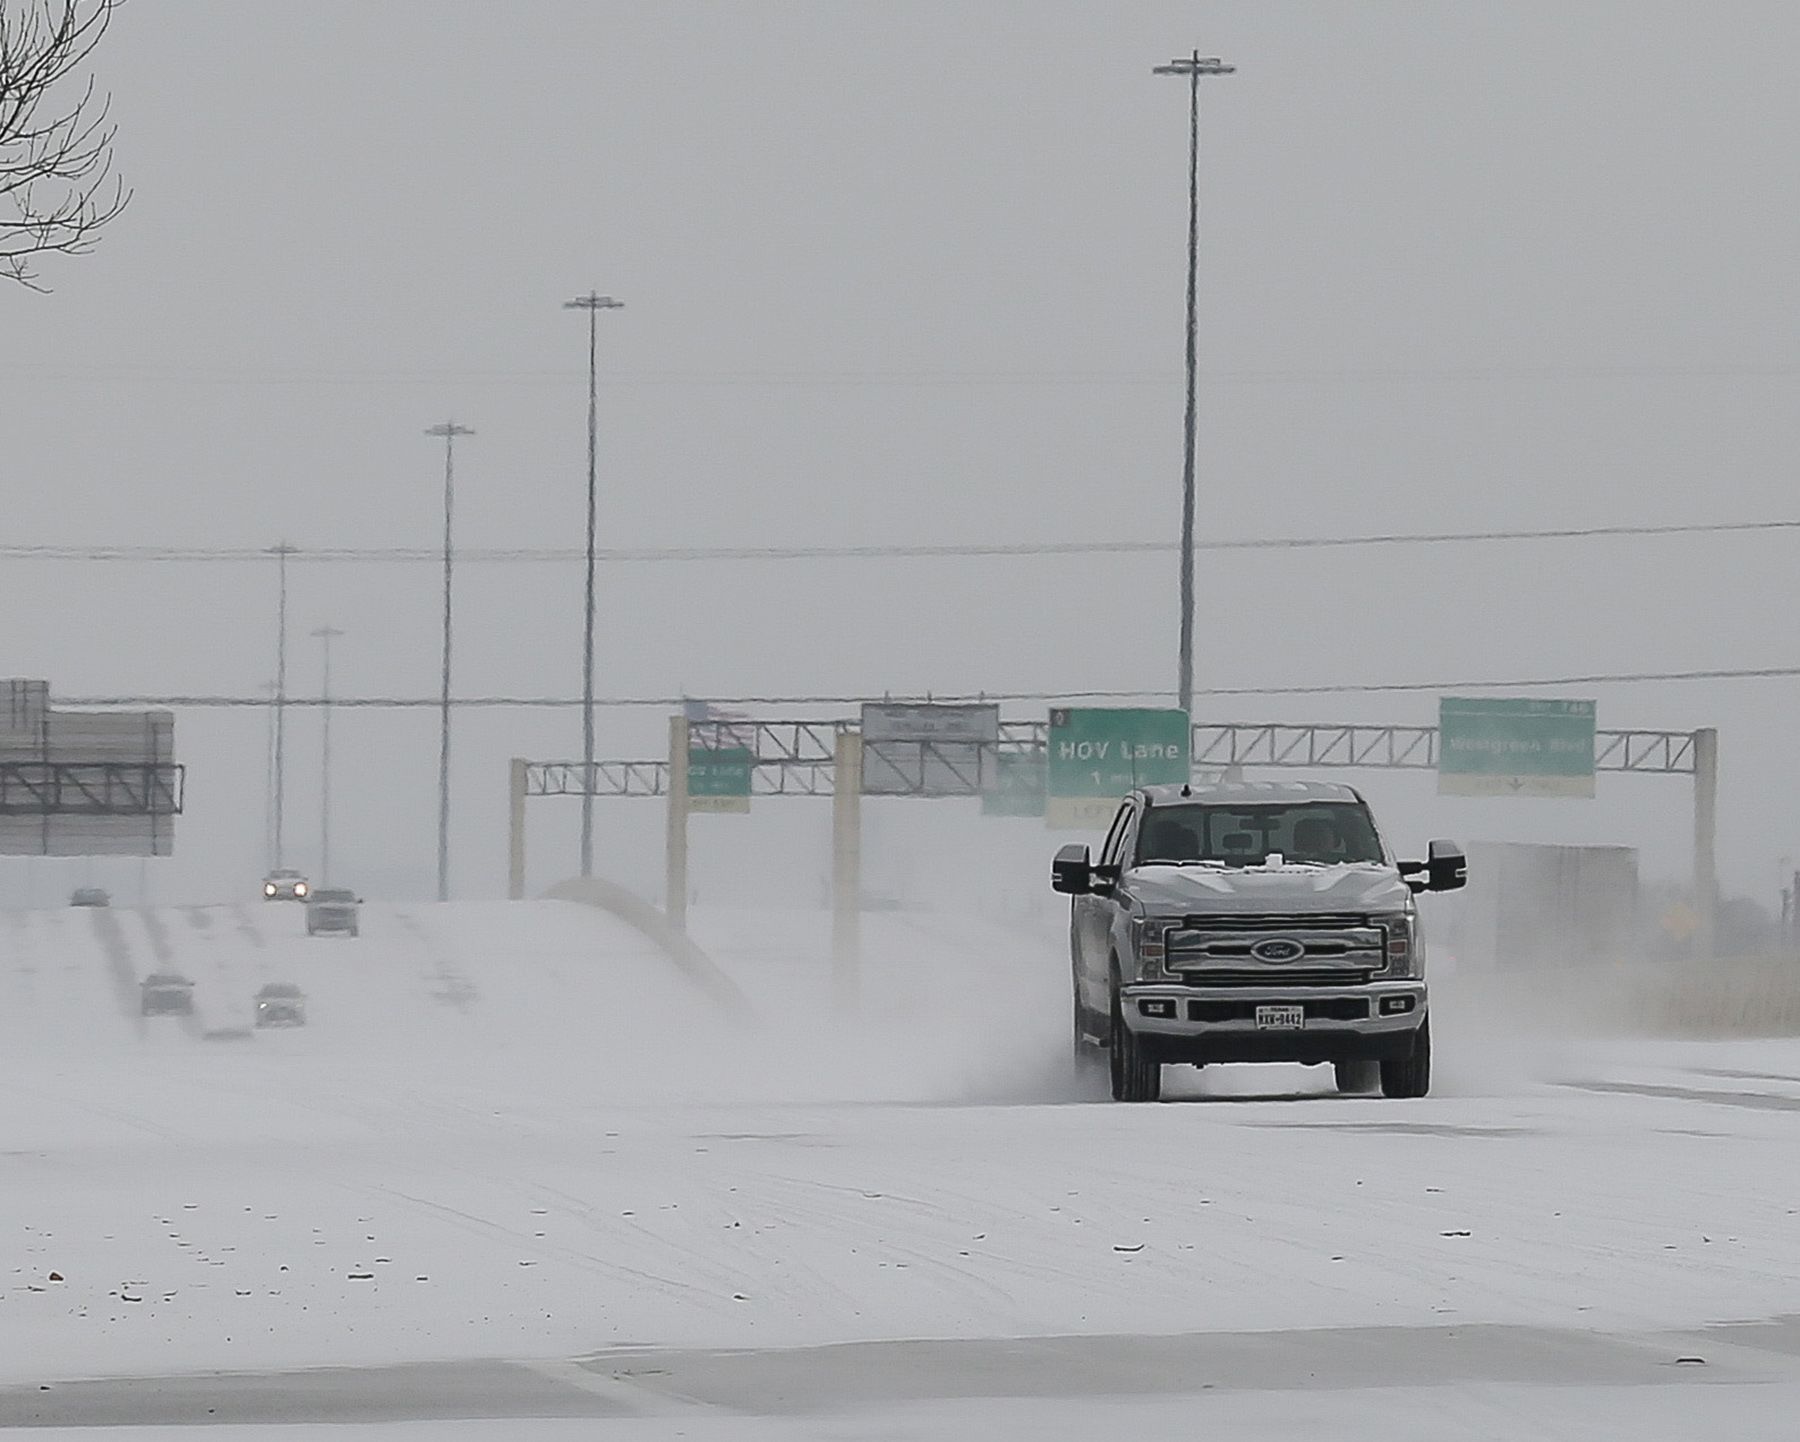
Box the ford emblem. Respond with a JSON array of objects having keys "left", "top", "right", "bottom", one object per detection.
[{"left": 1250, "top": 937, "right": 1305, "bottom": 963}]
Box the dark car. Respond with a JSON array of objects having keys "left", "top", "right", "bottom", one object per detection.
[
  {"left": 70, "top": 887, "right": 111, "bottom": 908},
  {"left": 305, "top": 887, "right": 361, "bottom": 937},
  {"left": 140, "top": 973, "right": 195, "bottom": 1017},
  {"left": 254, "top": 982, "right": 307, "bottom": 1027}
]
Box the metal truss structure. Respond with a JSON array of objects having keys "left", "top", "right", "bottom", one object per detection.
[
  {"left": 525, "top": 719, "right": 1703, "bottom": 799},
  {"left": 527, "top": 720, "right": 846, "bottom": 799},
  {"left": 1191, "top": 723, "right": 1699, "bottom": 776},
  {"left": 0, "top": 762, "right": 186, "bottom": 815}
]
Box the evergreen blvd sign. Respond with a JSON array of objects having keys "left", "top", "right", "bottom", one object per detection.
[{"left": 1437, "top": 697, "right": 1596, "bottom": 798}]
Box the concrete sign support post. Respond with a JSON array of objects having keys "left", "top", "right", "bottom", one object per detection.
[
  {"left": 1693, "top": 727, "right": 1718, "bottom": 957},
  {"left": 832, "top": 729, "right": 862, "bottom": 1014},
  {"left": 666, "top": 715, "right": 690, "bottom": 933},
  {"left": 507, "top": 758, "right": 528, "bottom": 900}
]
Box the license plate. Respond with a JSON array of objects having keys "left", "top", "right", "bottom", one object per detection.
[{"left": 1255, "top": 1005, "right": 1305, "bottom": 1030}]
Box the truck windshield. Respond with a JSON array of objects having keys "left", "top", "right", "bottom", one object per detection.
[{"left": 1135, "top": 802, "right": 1384, "bottom": 867}]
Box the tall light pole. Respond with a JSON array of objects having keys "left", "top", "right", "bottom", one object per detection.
[
  {"left": 563, "top": 291, "right": 624, "bottom": 878},
  {"left": 267, "top": 542, "right": 298, "bottom": 867},
  {"left": 261, "top": 677, "right": 278, "bottom": 870},
  {"left": 1152, "top": 51, "right": 1234, "bottom": 716},
  {"left": 312, "top": 624, "right": 344, "bottom": 884},
  {"left": 425, "top": 421, "right": 474, "bottom": 903}
]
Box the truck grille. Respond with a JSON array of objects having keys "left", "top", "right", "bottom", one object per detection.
[
  {"left": 1167, "top": 912, "right": 1389, "bottom": 983},
  {"left": 1189, "top": 997, "right": 1371, "bottom": 1023},
  {"left": 1180, "top": 969, "right": 1373, "bottom": 987}
]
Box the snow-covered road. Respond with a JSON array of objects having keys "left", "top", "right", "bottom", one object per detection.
[{"left": 3, "top": 897, "right": 1798, "bottom": 1437}]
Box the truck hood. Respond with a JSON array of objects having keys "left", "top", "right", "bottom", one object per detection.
[{"left": 1123, "top": 863, "right": 1412, "bottom": 915}]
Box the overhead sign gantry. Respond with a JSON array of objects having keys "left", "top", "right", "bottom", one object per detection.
[
  {"left": 510, "top": 705, "right": 1720, "bottom": 986},
  {"left": 0, "top": 679, "right": 184, "bottom": 856}
]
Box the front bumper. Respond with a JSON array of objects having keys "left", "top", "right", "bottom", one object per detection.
[{"left": 1121, "top": 979, "right": 1426, "bottom": 1064}]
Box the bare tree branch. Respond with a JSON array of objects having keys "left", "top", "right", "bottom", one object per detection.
[{"left": 0, "top": 0, "right": 129, "bottom": 290}]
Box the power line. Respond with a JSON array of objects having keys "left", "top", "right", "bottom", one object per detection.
[
  {"left": 4, "top": 516, "right": 1798, "bottom": 567},
  {"left": 54, "top": 665, "right": 1800, "bottom": 712},
  {"left": 8, "top": 361, "right": 1800, "bottom": 388}
]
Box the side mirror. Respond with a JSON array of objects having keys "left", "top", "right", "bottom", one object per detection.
[
  {"left": 1399, "top": 841, "right": 1466, "bottom": 893},
  {"left": 1052, "top": 843, "right": 1092, "bottom": 895},
  {"left": 1426, "top": 840, "right": 1467, "bottom": 892}
]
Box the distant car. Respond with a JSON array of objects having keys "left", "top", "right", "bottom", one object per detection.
[
  {"left": 69, "top": 887, "right": 111, "bottom": 908},
  {"left": 254, "top": 982, "right": 307, "bottom": 1027},
  {"left": 140, "top": 973, "right": 195, "bottom": 1017},
  {"left": 305, "top": 887, "right": 361, "bottom": 938},
  {"left": 262, "top": 868, "right": 310, "bottom": 902}
]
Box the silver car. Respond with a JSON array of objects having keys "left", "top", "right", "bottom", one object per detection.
[{"left": 262, "top": 868, "right": 311, "bottom": 902}]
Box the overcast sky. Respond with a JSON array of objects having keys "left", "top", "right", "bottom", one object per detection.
[{"left": 4, "top": 1, "right": 1797, "bottom": 906}]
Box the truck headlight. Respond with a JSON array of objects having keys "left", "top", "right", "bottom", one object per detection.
[
  {"left": 1382, "top": 913, "right": 1417, "bottom": 976},
  {"left": 1132, "top": 917, "right": 1169, "bottom": 976}
]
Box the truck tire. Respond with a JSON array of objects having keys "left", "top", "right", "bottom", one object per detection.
[
  {"left": 1380, "top": 1020, "right": 1431, "bottom": 1098},
  {"left": 1333, "top": 1059, "right": 1379, "bottom": 1094},
  {"left": 1109, "top": 987, "right": 1161, "bottom": 1102}
]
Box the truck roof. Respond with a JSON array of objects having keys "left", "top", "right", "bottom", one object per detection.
[{"left": 1137, "top": 780, "right": 1365, "bottom": 806}]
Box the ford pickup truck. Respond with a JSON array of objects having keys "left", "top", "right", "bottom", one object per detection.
[{"left": 1053, "top": 780, "right": 1465, "bottom": 1102}]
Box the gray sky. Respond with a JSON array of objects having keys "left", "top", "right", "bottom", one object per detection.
[{"left": 4, "top": 1, "right": 1797, "bottom": 905}]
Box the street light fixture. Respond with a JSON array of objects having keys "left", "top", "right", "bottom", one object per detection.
[
  {"left": 1152, "top": 51, "right": 1234, "bottom": 717},
  {"left": 563, "top": 290, "right": 624, "bottom": 880}
]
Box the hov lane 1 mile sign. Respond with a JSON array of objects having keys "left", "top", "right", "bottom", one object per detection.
[
  {"left": 1046, "top": 707, "right": 1190, "bottom": 829},
  {"left": 1437, "top": 697, "right": 1596, "bottom": 798}
]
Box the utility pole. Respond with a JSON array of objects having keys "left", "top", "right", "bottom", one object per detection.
[
  {"left": 267, "top": 542, "right": 299, "bottom": 867},
  {"left": 425, "top": 421, "right": 474, "bottom": 903},
  {"left": 312, "top": 624, "right": 344, "bottom": 884},
  {"left": 261, "top": 678, "right": 278, "bottom": 870},
  {"left": 563, "top": 291, "right": 624, "bottom": 879},
  {"left": 1152, "top": 51, "right": 1234, "bottom": 716}
]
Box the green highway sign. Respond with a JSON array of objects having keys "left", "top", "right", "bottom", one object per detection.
[
  {"left": 1046, "top": 707, "right": 1190, "bottom": 829},
  {"left": 982, "top": 750, "right": 1047, "bottom": 818},
  {"left": 688, "top": 746, "right": 752, "bottom": 814},
  {"left": 1437, "top": 697, "right": 1596, "bottom": 798}
]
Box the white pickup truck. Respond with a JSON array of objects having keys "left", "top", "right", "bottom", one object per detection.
[{"left": 1053, "top": 780, "right": 1465, "bottom": 1102}]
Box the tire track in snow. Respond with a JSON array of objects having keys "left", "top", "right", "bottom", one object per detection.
[
  {"left": 389, "top": 908, "right": 477, "bottom": 1011},
  {"left": 364, "top": 1182, "right": 739, "bottom": 1311},
  {"left": 85, "top": 906, "right": 149, "bottom": 1036}
]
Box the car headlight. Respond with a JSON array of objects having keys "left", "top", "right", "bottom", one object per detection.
[
  {"left": 295, "top": 883, "right": 308, "bottom": 897},
  {"left": 265, "top": 884, "right": 277, "bottom": 896}
]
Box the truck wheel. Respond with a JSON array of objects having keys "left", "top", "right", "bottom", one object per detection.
[
  {"left": 1333, "top": 1059, "right": 1379, "bottom": 1094},
  {"left": 1108, "top": 988, "right": 1161, "bottom": 1102},
  {"left": 1380, "top": 1020, "right": 1431, "bottom": 1099}
]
